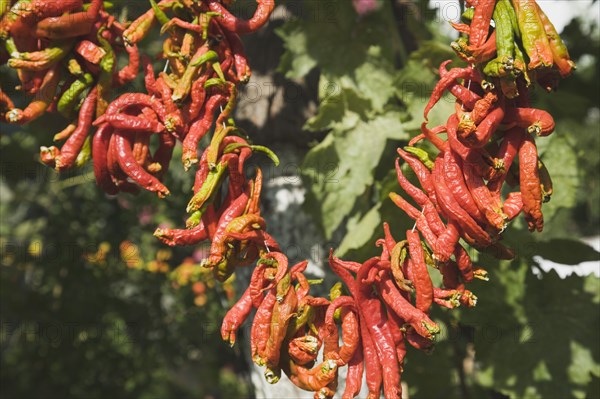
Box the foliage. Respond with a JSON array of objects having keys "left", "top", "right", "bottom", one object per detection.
[{"left": 277, "top": 1, "right": 600, "bottom": 398}]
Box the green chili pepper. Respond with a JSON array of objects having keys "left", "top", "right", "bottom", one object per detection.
[
  {"left": 329, "top": 282, "right": 344, "bottom": 320},
  {"left": 250, "top": 145, "right": 280, "bottom": 166},
  {"left": 504, "top": 0, "right": 520, "bottom": 39},
  {"left": 276, "top": 273, "right": 292, "bottom": 302},
  {"left": 494, "top": 0, "right": 516, "bottom": 62},
  {"left": 512, "top": 0, "right": 553, "bottom": 69},
  {"left": 214, "top": 248, "right": 235, "bottom": 282},
  {"left": 190, "top": 50, "right": 219, "bottom": 67},
  {"left": 57, "top": 73, "right": 94, "bottom": 118},
  {"left": 206, "top": 126, "right": 237, "bottom": 169},
  {"left": 74, "top": 136, "right": 92, "bottom": 168},
  {"left": 421, "top": 242, "right": 436, "bottom": 269},
  {"left": 8, "top": 40, "right": 72, "bottom": 71},
  {"left": 67, "top": 58, "right": 84, "bottom": 76},
  {"left": 403, "top": 146, "right": 434, "bottom": 170},
  {"left": 4, "top": 38, "right": 18, "bottom": 55},
  {"left": 212, "top": 62, "right": 226, "bottom": 82},
  {"left": 483, "top": 0, "right": 518, "bottom": 81},
  {"left": 204, "top": 78, "right": 226, "bottom": 89},
  {"left": 285, "top": 306, "right": 314, "bottom": 340},
  {"left": 172, "top": 45, "right": 216, "bottom": 102},
  {"left": 186, "top": 162, "right": 227, "bottom": 214},
  {"left": 0, "top": 0, "right": 10, "bottom": 18},
  {"left": 177, "top": 17, "right": 199, "bottom": 61},
  {"left": 461, "top": 7, "right": 475, "bottom": 23},
  {"left": 149, "top": 0, "right": 170, "bottom": 26},
  {"left": 200, "top": 11, "right": 221, "bottom": 40}
]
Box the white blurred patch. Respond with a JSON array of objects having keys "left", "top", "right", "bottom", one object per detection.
[{"left": 534, "top": 236, "right": 600, "bottom": 278}]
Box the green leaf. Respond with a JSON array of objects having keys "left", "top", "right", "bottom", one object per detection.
[
  {"left": 537, "top": 132, "right": 580, "bottom": 231},
  {"left": 460, "top": 262, "right": 600, "bottom": 399},
  {"left": 275, "top": 19, "right": 317, "bottom": 79},
  {"left": 301, "top": 112, "right": 408, "bottom": 239},
  {"left": 337, "top": 204, "right": 382, "bottom": 255}
]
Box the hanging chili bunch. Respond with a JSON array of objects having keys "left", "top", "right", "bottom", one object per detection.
[{"left": 0, "top": 0, "right": 574, "bottom": 398}]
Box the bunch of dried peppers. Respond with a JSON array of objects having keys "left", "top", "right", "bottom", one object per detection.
[{"left": 0, "top": 0, "right": 574, "bottom": 397}]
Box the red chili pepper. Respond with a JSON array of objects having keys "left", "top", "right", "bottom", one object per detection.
[
  {"left": 488, "top": 127, "right": 524, "bottom": 193},
  {"left": 185, "top": 75, "right": 208, "bottom": 121},
  {"left": 443, "top": 149, "right": 488, "bottom": 225},
  {"left": 377, "top": 267, "right": 439, "bottom": 340},
  {"left": 454, "top": 238, "right": 475, "bottom": 282},
  {"left": 341, "top": 339, "right": 364, "bottom": 399},
  {"left": 97, "top": 113, "right": 165, "bottom": 133},
  {"left": 114, "top": 129, "right": 170, "bottom": 197},
  {"left": 435, "top": 154, "right": 494, "bottom": 246},
  {"left": 153, "top": 222, "right": 209, "bottom": 247},
  {"left": 75, "top": 40, "right": 106, "bottom": 64},
  {"left": 221, "top": 285, "right": 254, "bottom": 346},
  {"left": 54, "top": 87, "right": 97, "bottom": 170},
  {"left": 143, "top": 56, "right": 159, "bottom": 96},
  {"left": 182, "top": 93, "right": 226, "bottom": 169},
  {"left": 424, "top": 61, "right": 480, "bottom": 120},
  {"left": 394, "top": 157, "right": 431, "bottom": 209},
  {"left": 36, "top": 0, "right": 102, "bottom": 39},
  {"left": 518, "top": 135, "right": 544, "bottom": 232},
  {"left": 250, "top": 288, "right": 276, "bottom": 366},
  {"left": 503, "top": 191, "right": 523, "bottom": 221},
  {"left": 114, "top": 44, "right": 140, "bottom": 86},
  {"left": 208, "top": 0, "right": 275, "bottom": 35},
  {"left": 420, "top": 122, "right": 448, "bottom": 152},
  {"left": 397, "top": 149, "right": 436, "bottom": 199},
  {"left": 504, "top": 107, "right": 555, "bottom": 137},
  {"left": 357, "top": 307, "right": 383, "bottom": 399},
  {"left": 457, "top": 105, "right": 505, "bottom": 148},
  {"left": 452, "top": 30, "right": 498, "bottom": 64},
  {"left": 468, "top": 0, "right": 495, "bottom": 47},
  {"left": 282, "top": 358, "right": 339, "bottom": 393},
  {"left": 325, "top": 296, "right": 360, "bottom": 365},
  {"left": 206, "top": 192, "right": 252, "bottom": 266},
  {"left": 356, "top": 258, "right": 401, "bottom": 399},
  {"left": 462, "top": 160, "right": 506, "bottom": 231},
  {"left": 288, "top": 335, "right": 320, "bottom": 365},
  {"left": 156, "top": 74, "right": 185, "bottom": 126},
  {"left": 446, "top": 114, "right": 500, "bottom": 180},
  {"left": 6, "top": 64, "right": 60, "bottom": 124},
  {"left": 106, "top": 131, "right": 139, "bottom": 194},
  {"left": 265, "top": 277, "right": 297, "bottom": 370},
  {"left": 327, "top": 252, "right": 383, "bottom": 398},
  {"left": 148, "top": 130, "right": 175, "bottom": 181},
  {"left": 389, "top": 193, "right": 438, "bottom": 250},
  {"left": 202, "top": 205, "right": 219, "bottom": 239},
  {"left": 91, "top": 123, "right": 119, "bottom": 195},
  {"left": 103, "top": 93, "right": 167, "bottom": 121},
  {"left": 406, "top": 230, "right": 434, "bottom": 313},
  {"left": 222, "top": 28, "right": 251, "bottom": 82}
]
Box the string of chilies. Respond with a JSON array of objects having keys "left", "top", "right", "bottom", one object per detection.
[{"left": 0, "top": 1, "right": 574, "bottom": 398}]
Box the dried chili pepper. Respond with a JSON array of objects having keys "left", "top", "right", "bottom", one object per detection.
[
  {"left": 518, "top": 134, "right": 544, "bottom": 232},
  {"left": 56, "top": 87, "right": 98, "bottom": 170}
]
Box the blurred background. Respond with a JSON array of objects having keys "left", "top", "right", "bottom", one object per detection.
[{"left": 1, "top": 1, "right": 599, "bottom": 398}]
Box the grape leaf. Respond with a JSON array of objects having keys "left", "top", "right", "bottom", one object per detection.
[
  {"left": 459, "top": 262, "right": 600, "bottom": 399},
  {"left": 301, "top": 112, "right": 408, "bottom": 239}
]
